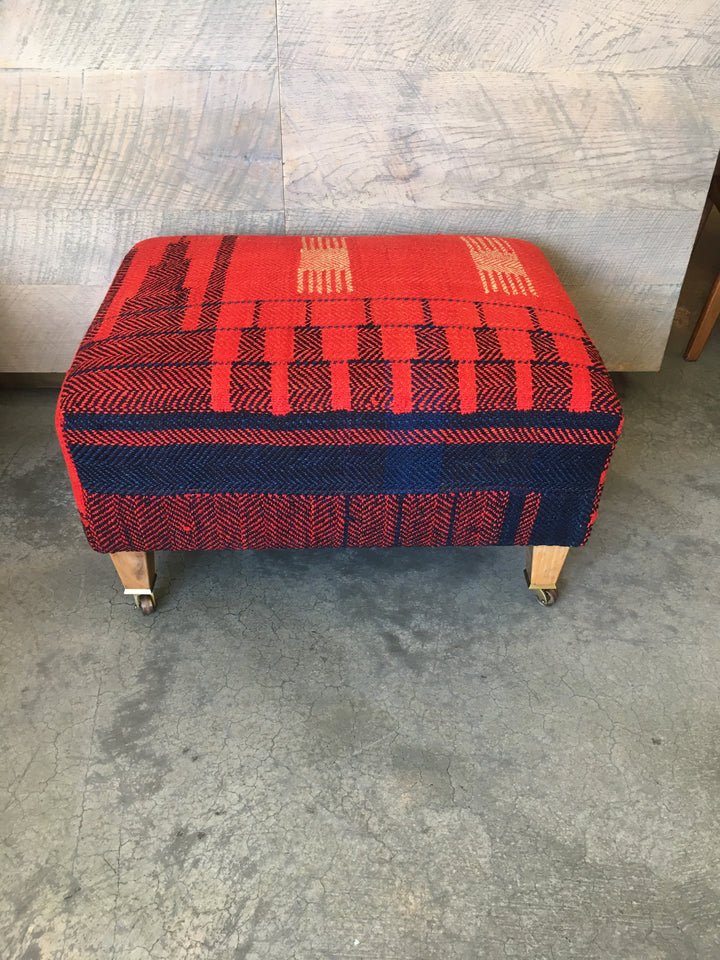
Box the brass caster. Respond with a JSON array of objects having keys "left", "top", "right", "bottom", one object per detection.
[
  {"left": 534, "top": 587, "right": 558, "bottom": 607},
  {"left": 134, "top": 594, "right": 157, "bottom": 615},
  {"left": 524, "top": 568, "right": 559, "bottom": 606}
]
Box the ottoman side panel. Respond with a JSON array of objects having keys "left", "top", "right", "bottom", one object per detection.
[
  {"left": 74, "top": 488, "right": 603, "bottom": 554},
  {"left": 60, "top": 405, "right": 621, "bottom": 553}
]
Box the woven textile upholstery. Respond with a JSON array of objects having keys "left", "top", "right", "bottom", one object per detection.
[{"left": 57, "top": 234, "right": 623, "bottom": 553}]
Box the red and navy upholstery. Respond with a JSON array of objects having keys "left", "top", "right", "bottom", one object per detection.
[{"left": 56, "top": 234, "right": 623, "bottom": 552}]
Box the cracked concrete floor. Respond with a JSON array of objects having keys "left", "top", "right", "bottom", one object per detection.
[{"left": 2, "top": 245, "right": 720, "bottom": 958}]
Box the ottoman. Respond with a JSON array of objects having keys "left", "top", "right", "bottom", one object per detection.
[{"left": 56, "top": 234, "right": 623, "bottom": 612}]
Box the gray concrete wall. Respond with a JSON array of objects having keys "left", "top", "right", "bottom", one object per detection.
[{"left": 2, "top": 0, "right": 719, "bottom": 372}]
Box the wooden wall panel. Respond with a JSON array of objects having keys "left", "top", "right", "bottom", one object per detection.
[
  {"left": 277, "top": 0, "right": 720, "bottom": 71},
  {"left": 0, "top": 0, "right": 277, "bottom": 70},
  {"left": 566, "top": 283, "right": 680, "bottom": 371},
  {"left": 0, "top": 70, "right": 282, "bottom": 211},
  {"left": 0, "top": 286, "right": 109, "bottom": 372},
  {"left": 280, "top": 70, "right": 717, "bottom": 212}
]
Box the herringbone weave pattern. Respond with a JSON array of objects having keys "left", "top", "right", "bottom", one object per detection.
[{"left": 57, "top": 234, "right": 623, "bottom": 551}]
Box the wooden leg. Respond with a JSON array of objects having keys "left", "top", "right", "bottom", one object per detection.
[
  {"left": 525, "top": 545, "right": 570, "bottom": 606},
  {"left": 684, "top": 271, "right": 720, "bottom": 361},
  {"left": 110, "top": 551, "right": 157, "bottom": 614}
]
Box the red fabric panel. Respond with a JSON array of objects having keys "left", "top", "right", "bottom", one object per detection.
[
  {"left": 264, "top": 327, "right": 295, "bottom": 363},
  {"left": 217, "top": 300, "right": 255, "bottom": 330},
  {"left": 445, "top": 327, "right": 479, "bottom": 361},
  {"left": 391, "top": 363, "right": 413, "bottom": 413},
  {"left": 219, "top": 236, "right": 298, "bottom": 300},
  {"left": 382, "top": 326, "right": 418, "bottom": 361},
  {"left": 370, "top": 299, "right": 425, "bottom": 326},
  {"left": 271, "top": 363, "right": 291, "bottom": 415},
  {"left": 569, "top": 366, "right": 593, "bottom": 412},
  {"left": 555, "top": 335, "right": 590, "bottom": 364},
  {"left": 312, "top": 300, "right": 366, "bottom": 326},
  {"left": 322, "top": 327, "right": 358, "bottom": 360},
  {"left": 431, "top": 301, "right": 480, "bottom": 327},
  {"left": 457, "top": 363, "right": 478, "bottom": 414},
  {"left": 482, "top": 303, "right": 535, "bottom": 330},
  {"left": 258, "top": 300, "right": 306, "bottom": 328},
  {"left": 497, "top": 329, "right": 535, "bottom": 362},
  {"left": 535, "top": 308, "right": 583, "bottom": 337},
  {"left": 515, "top": 362, "right": 534, "bottom": 411},
  {"left": 330, "top": 362, "right": 352, "bottom": 410},
  {"left": 181, "top": 235, "right": 224, "bottom": 329},
  {"left": 211, "top": 327, "right": 244, "bottom": 412}
]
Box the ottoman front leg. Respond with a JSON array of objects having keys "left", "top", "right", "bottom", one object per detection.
[
  {"left": 110, "top": 551, "right": 157, "bottom": 615},
  {"left": 524, "top": 546, "right": 570, "bottom": 606}
]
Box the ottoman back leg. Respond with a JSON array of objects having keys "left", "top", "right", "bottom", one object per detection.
[
  {"left": 525, "top": 545, "right": 570, "bottom": 605},
  {"left": 110, "top": 551, "right": 157, "bottom": 614}
]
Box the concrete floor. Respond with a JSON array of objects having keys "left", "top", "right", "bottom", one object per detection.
[{"left": 2, "top": 236, "right": 719, "bottom": 959}]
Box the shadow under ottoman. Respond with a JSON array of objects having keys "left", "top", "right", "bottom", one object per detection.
[{"left": 56, "top": 234, "right": 623, "bottom": 612}]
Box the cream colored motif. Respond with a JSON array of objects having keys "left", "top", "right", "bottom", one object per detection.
[
  {"left": 298, "top": 236, "right": 354, "bottom": 294},
  {"left": 461, "top": 236, "right": 536, "bottom": 297}
]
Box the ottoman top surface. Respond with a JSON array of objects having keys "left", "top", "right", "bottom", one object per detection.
[{"left": 59, "top": 234, "right": 621, "bottom": 423}]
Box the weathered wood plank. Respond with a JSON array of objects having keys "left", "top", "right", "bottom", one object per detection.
[
  {"left": 281, "top": 69, "right": 719, "bottom": 212},
  {"left": 1, "top": 210, "right": 285, "bottom": 285},
  {"left": 277, "top": 0, "right": 720, "bottom": 72},
  {"left": 566, "top": 283, "right": 682, "bottom": 371},
  {"left": 0, "top": 285, "right": 108, "bottom": 373},
  {"left": 0, "top": 0, "right": 277, "bottom": 70},
  {"left": 6, "top": 0, "right": 718, "bottom": 73},
  {"left": 0, "top": 70, "right": 283, "bottom": 210}
]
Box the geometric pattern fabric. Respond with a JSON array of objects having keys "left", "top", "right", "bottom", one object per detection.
[{"left": 57, "top": 234, "right": 623, "bottom": 552}]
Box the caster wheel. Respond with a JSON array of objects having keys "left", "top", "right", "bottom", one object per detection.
[
  {"left": 136, "top": 594, "right": 156, "bottom": 615},
  {"left": 535, "top": 588, "right": 558, "bottom": 606}
]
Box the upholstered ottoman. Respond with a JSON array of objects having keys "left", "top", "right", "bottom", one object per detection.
[{"left": 56, "top": 234, "right": 623, "bottom": 613}]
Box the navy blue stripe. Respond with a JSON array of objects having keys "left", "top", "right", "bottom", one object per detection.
[
  {"left": 64, "top": 408, "right": 622, "bottom": 434},
  {"left": 68, "top": 441, "right": 614, "bottom": 497},
  {"left": 499, "top": 492, "right": 526, "bottom": 545},
  {"left": 532, "top": 490, "right": 595, "bottom": 546}
]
